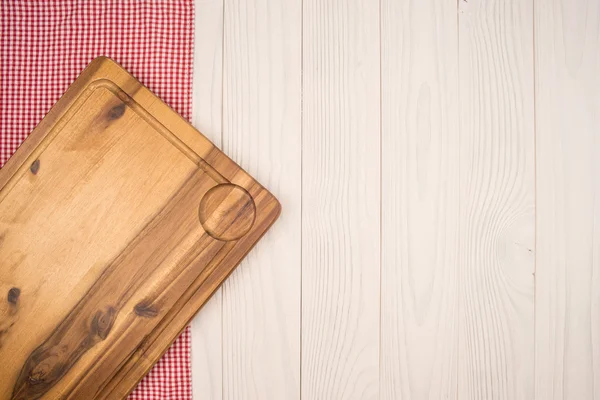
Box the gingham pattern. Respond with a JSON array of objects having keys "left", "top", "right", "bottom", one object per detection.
[
  {"left": 0, "top": 1, "right": 194, "bottom": 398},
  {"left": 130, "top": 326, "right": 193, "bottom": 400}
]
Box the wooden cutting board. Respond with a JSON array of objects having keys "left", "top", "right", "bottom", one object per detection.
[{"left": 0, "top": 57, "right": 281, "bottom": 400}]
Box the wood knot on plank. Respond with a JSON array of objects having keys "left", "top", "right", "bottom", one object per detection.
[
  {"left": 12, "top": 350, "right": 62, "bottom": 400},
  {"left": 134, "top": 301, "right": 159, "bottom": 318},
  {"left": 13, "top": 305, "right": 119, "bottom": 399},
  {"left": 107, "top": 103, "right": 126, "bottom": 120},
  {"left": 30, "top": 160, "right": 40, "bottom": 175},
  {"left": 28, "top": 363, "right": 50, "bottom": 384},
  {"left": 91, "top": 307, "right": 116, "bottom": 340},
  {"left": 7, "top": 287, "right": 20, "bottom": 305}
]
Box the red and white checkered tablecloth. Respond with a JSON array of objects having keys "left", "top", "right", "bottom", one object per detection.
[{"left": 0, "top": 1, "right": 195, "bottom": 398}]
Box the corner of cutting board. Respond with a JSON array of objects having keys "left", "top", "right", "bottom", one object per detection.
[{"left": 86, "top": 55, "right": 114, "bottom": 69}]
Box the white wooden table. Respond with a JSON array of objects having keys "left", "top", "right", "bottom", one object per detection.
[{"left": 189, "top": 0, "right": 600, "bottom": 398}]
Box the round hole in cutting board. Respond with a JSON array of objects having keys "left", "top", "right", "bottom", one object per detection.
[{"left": 199, "top": 183, "right": 256, "bottom": 241}]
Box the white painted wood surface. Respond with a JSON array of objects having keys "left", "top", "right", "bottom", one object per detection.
[
  {"left": 380, "top": 0, "right": 459, "bottom": 398},
  {"left": 535, "top": 0, "right": 600, "bottom": 399},
  {"left": 190, "top": 0, "right": 600, "bottom": 398},
  {"left": 222, "top": 0, "right": 301, "bottom": 398},
  {"left": 458, "top": 1, "right": 535, "bottom": 399},
  {"left": 302, "top": 0, "right": 380, "bottom": 398}
]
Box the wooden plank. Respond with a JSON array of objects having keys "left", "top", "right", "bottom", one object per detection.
[
  {"left": 301, "top": 0, "right": 380, "bottom": 398},
  {"left": 457, "top": 1, "right": 535, "bottom": 399},
  {"left": 221, "top": 0, "right": 302, "bottom": 398},
  {"left": 190, "top": 0, "right": 224, "bottom": 397},
  {"left": 534, "top": 0, "right": 600, "bottom": 398},
  {"left": 0, "top": 58, "right": 281, "bottom": 399},
  {"left": 380, "top": 0, "right": 459, "bottom": 398}
]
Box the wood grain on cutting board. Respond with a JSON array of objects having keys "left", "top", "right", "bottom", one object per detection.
[{"left": 0, "top": 57, "right": 280, "bottom": 400}]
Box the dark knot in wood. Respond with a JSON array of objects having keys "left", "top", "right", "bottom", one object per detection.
[
  {"left": 7, "top": 287, "right": 20, "bottom": 305},
  {"left": 91, "top": 307, "right": 116, "bottom": 340},
  {"left": 11, "top": 305, "right": 118, "bottom": 399},
  {"left": 30, "top": 160, "right": 40, "bottom": 175},
  {"left": 107, "top": 103, "right": 126, "bottom": 120},
  {"left": 134, "top": 301, "right": 159, "bottom": 318}
]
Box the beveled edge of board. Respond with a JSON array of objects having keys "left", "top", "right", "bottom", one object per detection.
[{"left": 0, "top": 57, "right": 282, "bottom": 399}]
